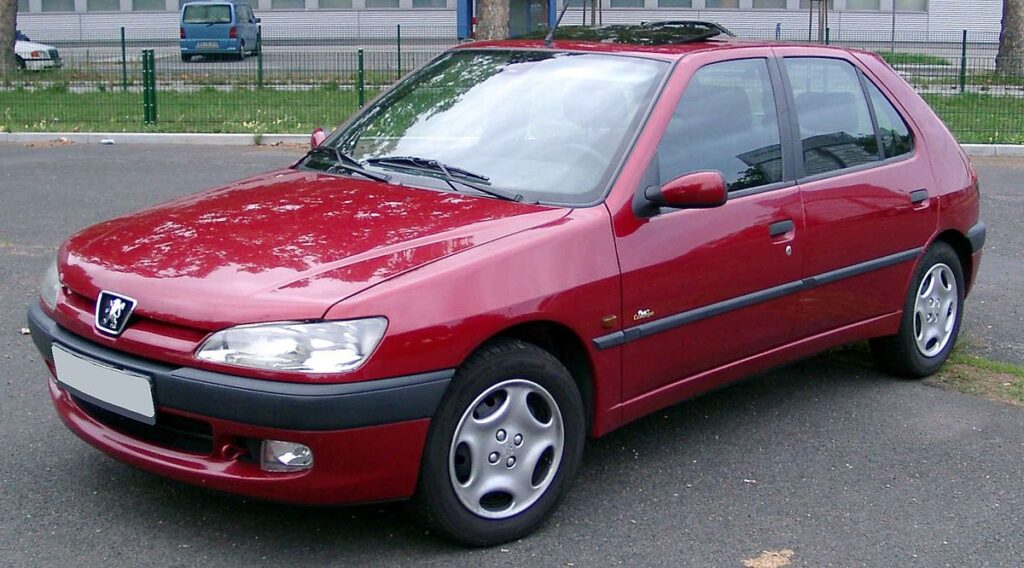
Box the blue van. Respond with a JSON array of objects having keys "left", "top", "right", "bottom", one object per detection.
[{"left": 179, "top": 1, "right": 261, "bottom": 62}]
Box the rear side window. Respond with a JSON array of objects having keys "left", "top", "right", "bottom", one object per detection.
[
  {"left": 865, "top": 80, "right": 913, "bottom": 159},
  {"left": 785, "top": 58, "right": 879, "bottom": 177},
  {"left": 657, "top": 58, "right": 784, "bottom": 193},
  {"left": 183, "top": 4, "right": 232, "bottom": 23}
]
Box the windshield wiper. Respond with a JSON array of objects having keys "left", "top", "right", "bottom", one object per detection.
[
  {"left": 366, "top": 156, "right": 527, "bottom": 203},
  {"left": 303, "top": 146, "right": 392, "bottom": 184}
]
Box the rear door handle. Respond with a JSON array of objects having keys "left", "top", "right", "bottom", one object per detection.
[
  {"left": 768, "top": 219, "right": 794, "bottom": 238},
  {"left": 910, "top": 189, "right": 929, "bottom": 205}
]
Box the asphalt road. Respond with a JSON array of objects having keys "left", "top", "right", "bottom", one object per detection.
[{"left": 1, "top": 145, "right": 1022, "bottom": 567}]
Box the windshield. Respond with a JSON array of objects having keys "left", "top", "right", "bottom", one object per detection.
[
  {"left": 183, "top": 4, "right": 232, "bottom": 23},
  {"left": 323, "top": 50, "right": 669, "bottom": 205}
]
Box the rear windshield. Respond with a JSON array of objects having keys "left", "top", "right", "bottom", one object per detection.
[{"left": 183, "top": 4, "right": 232, "bottom": 23}]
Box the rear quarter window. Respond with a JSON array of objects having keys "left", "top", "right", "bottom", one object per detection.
[{"left": 865, "top": 80, "right": 914, "bottom": 159}]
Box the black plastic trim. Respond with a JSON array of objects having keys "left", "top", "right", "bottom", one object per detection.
[
  {"left": 27, "top": 303, "right": 454, "bottom": 431},
  {"left": 592, "top": 247, "right": 922, "bottom": 350},
  {"left": 967, "top": 222, "right": 987, "bottom": 253},
  {"left": 909, "top": 189, "right": 929, "bottom": 204}
]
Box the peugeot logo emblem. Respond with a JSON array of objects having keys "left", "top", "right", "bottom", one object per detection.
[{"left": 95, "top": 291, "right": 138, "bottom": 337}]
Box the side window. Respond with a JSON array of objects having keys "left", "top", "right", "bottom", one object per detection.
[
  {"left": 865, "top": 80, "right": 913, "bottom": 159},
  {"left": 785, "top": 58, "right": 880, "bottom": 177},
  {"left": 656, "top": 58, "right": 784, "bottom": 193}
]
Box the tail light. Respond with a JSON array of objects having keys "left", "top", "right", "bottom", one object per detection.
[
  {"left": 179, "top": 27, "right": 185, "bottom": 39},
  {"left": 229, "top": 26, "right": 238, "bottom": 39}
]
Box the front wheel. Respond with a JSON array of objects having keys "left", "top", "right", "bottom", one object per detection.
[
  {"left": 416, "top": 339, "right": 585, "bottom": 546},
  {"left": 870, "top": 241, "right": 965, "bottom": 378}
]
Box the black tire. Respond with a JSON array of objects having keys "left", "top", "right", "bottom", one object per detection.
[
  {"left": 416, "top": 339, "right": 585, "bottom": 547},
  {"left": 180, "top": 54, "right": 192, "bottom": 62},
  {"left": 236, "top": 42, "right": 245, "bottom": 60},
  {"left": 15, "top": 55, "right": 26, "bottom": 70},
  {"left": 870, "top": 241, "right": 965, "bottom": 378}
]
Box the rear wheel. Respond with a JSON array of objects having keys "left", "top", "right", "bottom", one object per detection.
[
  {"left": 416, "top": 339, "right": 585, "bottom": 546},
  {"left": 236, "top": 42, "right": 245, "bottom": 60},
  {"left": 870, "top": 242, "right": 964, "bottom": 378},
  {"left": 180, "top": 53, "right": 192, "bottom": 62}
]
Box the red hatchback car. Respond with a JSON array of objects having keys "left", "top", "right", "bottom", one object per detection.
[{"left": 29, "top": 25, "right": 984, "bottom": 546}]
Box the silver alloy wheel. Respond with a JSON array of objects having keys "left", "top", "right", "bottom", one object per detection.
[
  {"left": 913, "top": 262, "right": 958, "bottom": 358},
  {"left": 448, "top": 379, "right": 564, "bottom": 519}
]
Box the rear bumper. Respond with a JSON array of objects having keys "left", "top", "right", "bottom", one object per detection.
[
  {"left": 29, "top": 302, "right": 453, "bottom": 504},
  {"left": 967, "top": 221, "right": 986, "bottom": 294},
  {"left": 180, "top": 39, "right": 242, "bottom": 54}
]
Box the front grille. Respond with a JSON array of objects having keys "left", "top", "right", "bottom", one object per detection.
[
  {"left": 71, "top": 394, "right": 214, "bottom": 455},
  {"left": 47, "top": 49, "right": 59, "bottom": 60}
]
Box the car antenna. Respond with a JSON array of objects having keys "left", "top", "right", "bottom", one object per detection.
[{"left": 544, "top": 0, "right": 574, "bottom": 48}]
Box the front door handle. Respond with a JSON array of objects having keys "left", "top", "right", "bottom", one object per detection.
[{"left": 768, "top": 219, "right": 794, "bottom": 238}]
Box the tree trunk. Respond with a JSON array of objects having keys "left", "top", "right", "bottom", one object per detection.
[
  {"left": 476, "top": 0, "right": 510, "bottom": 41},
  {"left": 0, "top": 0, "right": 18, "bottom": 75},
  {"left": 997, "top": 0, "right": 1024, "bottom": 75}
]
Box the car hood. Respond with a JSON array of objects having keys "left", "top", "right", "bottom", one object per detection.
[
  {"left": 15, "top": 40, "right": 55, "bottom": 54},
  {"left": 60, "top": 169, "right": 566, "bottom": 330}
]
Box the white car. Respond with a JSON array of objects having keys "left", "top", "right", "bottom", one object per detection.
[{"left": 15, "top": 33, "right": 62, "bottom": 70}]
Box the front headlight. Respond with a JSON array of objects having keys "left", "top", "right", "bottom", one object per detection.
[
  {"left": 40, "top": 259, "right": 59, "bottom": 311},
  {"left": 195, "top": 318, "right": 388, "bottom": 374}
]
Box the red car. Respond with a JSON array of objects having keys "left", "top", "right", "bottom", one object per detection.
[{"left": 29, "top": 24, "right": 984, "bottom": 546}]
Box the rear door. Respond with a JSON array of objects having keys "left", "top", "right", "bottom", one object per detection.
[
  {"left": 182, "top": 3, "right": 234, "bottom": 42},
  {"left": 609, "top": 50, "right": 805, "bottom": 404},
  {"left": 773, "top": 49, "right": 939, "bottom": 338}
]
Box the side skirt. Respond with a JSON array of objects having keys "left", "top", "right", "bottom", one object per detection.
[{"left": 604, "top": 311, "right": 902, "bottom": 433}]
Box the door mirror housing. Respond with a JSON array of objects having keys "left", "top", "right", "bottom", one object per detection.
[
  {"left": 310, "top": 127, "right": 327, "bottom": 149},
  {"left": 645, "top": 171, "right": 727, "bottom": 209}
]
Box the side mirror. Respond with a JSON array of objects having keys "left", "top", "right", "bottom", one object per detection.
[
  {"left": 310, "top": 127, "right": 326, "bottom": 149},
  {"left": 645, "top": 171, "right": 727, "bottom": 209},
  {"left": 254, "top": 17, "right": 261, "bottom": 22}
]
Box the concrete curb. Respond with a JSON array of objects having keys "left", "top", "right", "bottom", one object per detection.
[{"left": 2, "top": 132, "right": 1023, "bottom": 156}]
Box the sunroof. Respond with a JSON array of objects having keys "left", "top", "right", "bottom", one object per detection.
[{"left": 522, "top": 21, "right": 736, "bottom": 46}]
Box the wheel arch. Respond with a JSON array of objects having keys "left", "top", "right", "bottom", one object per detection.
[
  {"left": 931, "top": 228, "right": 974, "bottom": 295},
  {"left": 473, "top": 320, "right": 597, "bottom": 432}
]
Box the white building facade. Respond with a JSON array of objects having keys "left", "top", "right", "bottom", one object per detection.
[{"left": 14, "top": 0, "right": 1004, "bottom": 41}]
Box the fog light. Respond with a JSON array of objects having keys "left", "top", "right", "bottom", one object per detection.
[{"left": 260, "top": 440, "right": 313, "bottom": 472}]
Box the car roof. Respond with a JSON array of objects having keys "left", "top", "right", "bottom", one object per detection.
[{"left": 456, "top": 38, "right": 867, "bottom": 62}]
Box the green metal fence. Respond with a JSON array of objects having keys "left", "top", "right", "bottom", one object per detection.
[{"left": 1, "top": 26, "right": 1022, "bottom": 143}]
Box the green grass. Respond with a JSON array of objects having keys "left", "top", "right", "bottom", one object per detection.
[
  {"left": 923, "top": 93, "right": 1024, "bottom": 144},
  {"left": 1, "top": 84, "right": 1022, "bottom": 143},
  {"left": 0, "top": 86, "right": 376, "bottom": 134},
  {"left": 934, "top": 351, "right": 1024, "bottom": 406},
  {"left": 879, "top": 51, "right": 950, "bottom": 66}
]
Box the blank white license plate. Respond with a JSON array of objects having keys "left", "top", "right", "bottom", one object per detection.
[
  {"left": 52, "top": 345, "right": 156, "bottom": 425},
  {"left": 197, "top": 42, "right": 219, "bottom": 49}
]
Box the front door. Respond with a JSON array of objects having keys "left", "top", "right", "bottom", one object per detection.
[{"left": 610, "top": 53, "right": 804, "bottom": 404}]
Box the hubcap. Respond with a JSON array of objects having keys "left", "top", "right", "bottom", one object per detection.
[
  {"left": 448, "top": 379, "right": 564, "bottom": 519},
  {"left": 913, "top": 263, "right": 958, "bottom": 358}
]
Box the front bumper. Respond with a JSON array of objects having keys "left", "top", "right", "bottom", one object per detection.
[
  {"left": 21, "top": 56, "right": 62, "bottom": 70},
  {"left": 28, "top": 302, "right": 453, "bottom": 504}
]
